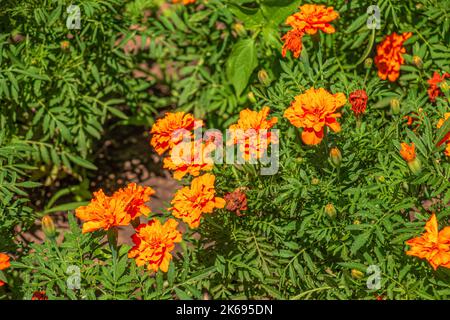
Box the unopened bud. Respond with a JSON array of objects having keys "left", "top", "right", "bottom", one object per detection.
[
  {"left": 412, "top": 55, "right": 423, "bottom": 69},
  {"left": 440, "top": 81, "right": 449, "bottom": 93},
  {"left": 351, "top": 269, "right": 364, "bottom": 279},
  {"left": 324, "top": 203, "right": 337, "bottom": 218},
  {"left": 233, "top": 23, "right": 246, "bottom": 37},
  {"left": 390, "top": 98, "right": 401, "bottom": 115},
  {"left": 364, "top": 58, "right": 373, "bottom": 69},
  {"left": 42, "top": 215, "right": 56, "bottom": 239},
  {"left": 407, "top": 157, "right": 422, "bottom": 175},
  {"left": 311, "top": 178, "right": 320, "bottom": 185},
  {"left": 247, "top": 92, "right": 256, "bottom": 104},
  {"left": 330, "top": 147, "right": 342, "bottom": 167},
  {"left": 60, "top": 40, "right": 70, "bottom": 51},
  {"left": 257, "top": 69, "right": 271, "bottom": 86}
]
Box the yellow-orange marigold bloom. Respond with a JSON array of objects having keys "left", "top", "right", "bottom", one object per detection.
[
  {"left": 374, "top": 32, "right": 412, "bottom": 82},
  {"left": 0, "top": 253, "right": 10, "bottom": 287},
  {"left": 172, "top": 0, "right": 196, "bottom": 4},
  {"left": 150, "top": 112, "right": 203, "bottom": 155},
  {"left": 286, "top": 4, "right": 339, "bottom": 35},
  {"left": 399, "top": 142, "right": 416, "bottom": 162},
  {"left": 282, "top": 29, "right": 304, "bottom": 59},
  {"left": 228, "top": 107, "right": 278, "bottom": 160},
  {"left": 437, "top": 113, "right": 450, "bottom": 157},
  {"left": 163, "top": 140, "right": 215, "bottom": 180},
  {"left": 169, "top": 173, "right": 225, "bottom": 229},
  {"left": 284, "top": 87, "right": 346, "bottom": 145},
  {"left": 406, "top": 214, "right": 450, "bottom": 270},
  {"left": 128, "top": 218, "right": 182, "bottom": 273},
  {"left": 75, "top": 183, "right": 155, "bottom": 233}
]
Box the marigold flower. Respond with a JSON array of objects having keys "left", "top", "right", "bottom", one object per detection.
[
  {"left": 169, "top": 173, "right": 225, "bottom": 229},
  {"left": 281, "top": 29, "right": 304, "bottom": 59},
  {"left": 374, "top": 32, "right": 412, "bottom": 82},
  {"left": 32, "top": 291, "right": 48, "bottom": 300},
  {"left": 437, "top": 113, "right": 450, "bottom": 157},
  {"left": 286, "top": 4, "right": 339, "bottom": 35},
  {"left": 406, "top": 213, "right": 450, "bottom": 270},
  {"left": 428, "top": 71, "right": 450, "bottom": 103},
  {"left": 399, "top": 142, "right": 416, "bottom": 162},
  {"left": 150, "top": 112, "right": 203, "bottom": 155},
  {"left": 128, "top": 218, "right": 182, "bottom": 273},
  {"left": 228, "top": 107, "right": 278, "bottom": 160},
  {"left": 172, "top": 0, "right": 196, "bottom": 4},
  {"left": 224, "top": 188, "right": 248, "bottom": 217},
  {"left": 163, "top": 140, "right": 215, "bottom": 180},
  {"left": 284, "top": 87, "right": 346, "bottom": 145},
  {"left": 349, "top": 89, "right": 368, "bottom": 117},
  {"left": 0, "top": 253, "right": 10, "bottom": 287},
  {"left": 75, "top": 183, "right": 155, "bottom": 233}
]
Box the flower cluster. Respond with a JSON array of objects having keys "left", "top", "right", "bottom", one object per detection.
[
  {"left": 374, "top": 32, "right": 412, "bottom": 82},
  {"left": 75, "top": 183, "right": 155, "bottom": 233},
  {"left": 282, "top": 4, "right": 339, "bottom": 59},
  {"left": 0, "top": 253, "right": 10, "bottom": 287},
  {"left": 406, "top": 214, "right": 450, "bottom": 270}
]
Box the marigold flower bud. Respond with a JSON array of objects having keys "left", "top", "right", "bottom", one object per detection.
[
  {"left": 61, "top": 40, "right": 70, "bottom": 51},
  {"left": 311, "top": 178, "right": 320, "bottom": 185},
  {"left": 407, "top": 157, "right": 422, "bottom": 175},
  {"left": 330, "top": 147, "right": 342, "bottom": 167},
  {"left": 364, "top": 58, "right": 373, "bottom": 69},
  {"left": 247, "top": 92, "right": 256, "bottom": 104},
  {"left": 351, "top": 269, "right": 364, "bottom": 279},
  {"left": 400, "top": 142, "right": 421, "bottom": 174},
  {"left": 41, "top": 215, "right": 56, "bottom": 239},
  {"left": 440, "top": 81, "right": 449, "bottom": 93},
  {"left": 257, "top": 69, "right": 271, "bottom": 86},
  {"left": 390, "top": 98, "right": 401, "bottom": 114},
  {"left": 412, "top": 55, "right": 423, "bottom": 69},
  {"left": 324, "top": 203, "right": 337, "bottom": 218},
  {"left": 232, "top": 23, "right": 246, "bottom": 37}
]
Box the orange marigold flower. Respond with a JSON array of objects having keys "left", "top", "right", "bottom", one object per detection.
[
  {"left": 286, "top": 4, "right": 339, "bottom": 35},
  {"left": 437, "top": 113, "right": 450, "bottom": 156},
  {"left": 128, "top": 218, "right": 182, "bottom": 273},
  {"left": 406, "top": 213, "right": 450, "bottom": 270},
  {"left": 374, "top": 32, "right": 412, "bottom": 82},
  {"left": 428, "top": 71, "right": 450, "bottom": 102},
  {"left": 0, "top": 253, "right": 10, "bottom": 287},
  {"left": 349, "top": 89, "right": 368, "bottom": 117},
  {"left": 284, "top": 87, "right": 346, "bottom": 145},
  {"left": 228, "top": 107, "right": 278, "bottom": 160},
  {"left": 150, "top": 112, "right": 203, "bottom": 155},
  {"left": 75, "top": 183, "right": 155, "bottom": 233},
  {"left": 282, "top": 29, "right": 304, "bottom": 59},
  {"left": 169, "top": 173, "right": 225, "bottom": 229},
  {"left": 32, "top": 291, "right": 48, "bottom": 300},
  {"left": 172, "top": 0, "right": 196, "bottom": 4},
  {"left": 399, "top": 142, "right": 416, "bottom": 162},
  {"left": 224, "top": 188, "right": 248, "bottom": 217},
  {"left": 163, "top": 140, "right": 215, "bottom": 180}
]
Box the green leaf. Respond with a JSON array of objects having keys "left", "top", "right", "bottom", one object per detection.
[{"left": 226, "top": 39, "right": 258, "bottom": 97}]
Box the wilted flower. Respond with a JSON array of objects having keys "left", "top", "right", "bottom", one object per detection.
[
  {"left": 224, "top": 188, "right": 248, "bottom": 216},
  {"left": 32, "top": 291, "right": 48, "bottom": 300},
  {"left": 284, "top": 87, "right": 346, "bottom": 145},
  {"left": 406, "top": 213, "right": 450, "bottom": 270},
  {"left": 169, "top": 174, "right": 225, "bottom": 229},
  {"left": 349, "top": 89, "right": 368, "bottom": 117},
  {"left": 374, "top": 32, "right": 412, "bottom": 82},
  {"left": 75, "top": 183, "right": 155, "bottom": 233},
  {"left": 128, "top": 218, "right": 182, "bottom": 273}
]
